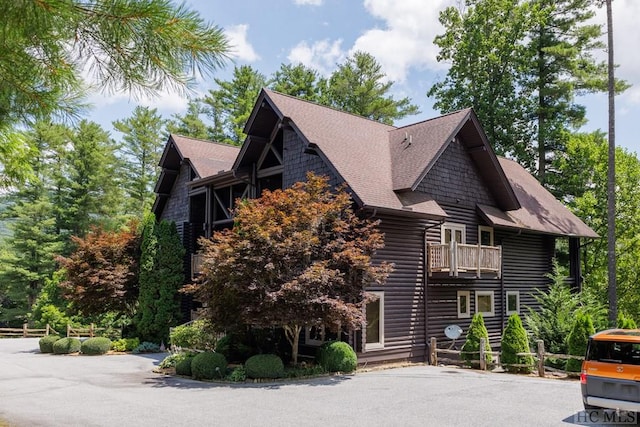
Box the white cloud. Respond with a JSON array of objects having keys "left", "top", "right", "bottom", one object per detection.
[
  {"left": 293, "top": 0, "right": 323, "bottom": 5},
  {"left": 226, "top": 24, "right": 260, "bottom": 62},
  {"left": 287, "top": 39, "right": 346, "bottom": 76}
]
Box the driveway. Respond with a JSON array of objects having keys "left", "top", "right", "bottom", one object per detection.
[{"left": 0, "top": 338, "right": 609, "bottom": 426}]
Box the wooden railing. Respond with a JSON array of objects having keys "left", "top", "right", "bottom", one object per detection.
[
  {"left": 0, "top": 324, "right": 58, "bottom": 338},
  {"left": 191, "top": 253, "right": 204, "bottom": 279},
  {"left": 427, "top": 242, "right": 501, "bottom": 278}
]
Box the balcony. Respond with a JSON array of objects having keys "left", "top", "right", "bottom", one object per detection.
[{"left": 427, "top": 242, "right": 502, "bottom": 278}]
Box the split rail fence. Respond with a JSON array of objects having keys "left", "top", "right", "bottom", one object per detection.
[
  {"left": 0, "top": 323, "right": 105, "bottom": 339},
  {"left": 429, "top": 336, "right": 583, "bottom": 377}
]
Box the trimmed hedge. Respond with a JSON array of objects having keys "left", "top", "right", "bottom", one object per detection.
[
  {"left": 566, "top": 312, "right": 595, "bottom": 372},
  {"left": 317, "top": 341, "right": 357, "bottom": 373},
  {"left": 39, "top": 335, "right": 61, "bottom": 353},
  {"left": 191, "top": 352, "right": 227, "bottom": 380},
  {"left": 500, "top": 314, "right": 533, "bottom": 373},
  {"left": 175, "top": 354, "right": 195, "bottom": 376},
  {"left": 245, "top": 354, "right": 285, "bottom": 379},
  {"left": 52, "top": 337, "right": 82, "bottom": 354},
  {"left": 461, "top": 313, "right": 492, "bottom": 368},
  {"left": 81, "top": 337, "right": 112, "bottom": 355}
]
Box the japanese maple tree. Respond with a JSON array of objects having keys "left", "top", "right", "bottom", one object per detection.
[{"left": 191, "top": 173, "right": 392, "bottom": 364}]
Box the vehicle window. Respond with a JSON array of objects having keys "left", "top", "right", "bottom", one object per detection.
[{"left": 586, "top": 340, "right": 640, "bottom": 365}]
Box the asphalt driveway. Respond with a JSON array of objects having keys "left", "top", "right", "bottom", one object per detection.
[{"left": 0, "top": 338, "right": 601, "bottom": 426}]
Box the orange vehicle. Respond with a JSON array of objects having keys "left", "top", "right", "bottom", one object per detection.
[{"left": 581, "top": 329, "right": 640, "bottom": 412}]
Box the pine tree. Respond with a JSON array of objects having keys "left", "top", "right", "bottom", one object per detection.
[
  {"left": 566, "top": 312, "right": 595, "bottom": 372},
  {"left": 501, "top": 313, "right": 534, "bottom": 373},
  {"left": 461, "top": 313, "right": 492, "bottom": 368}
]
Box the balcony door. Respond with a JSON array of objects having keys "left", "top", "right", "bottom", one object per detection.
[{"left": 441, "top": 223, "right": 466, "bottom": 245}]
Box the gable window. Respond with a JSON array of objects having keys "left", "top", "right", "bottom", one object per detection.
[
  {"left": 457, "top": 291, "right": 471, "bottom": 319},
  {"left": 475, "top": 290, "right": 495, "bottom": 317},
  {"left": 441, "top": 223, "right": 466, "bottom": 245},
  {"left": 365, "top": 291, "right": 384, "bottom": 350},
  {"left": 478, "top": 226, "right": 494, "bottom": 246},
  {"left": 305, "top": 325, "right": 325, "bottom": 346},
  {"left": 506, "top": 291, "right": 520, "bottom": 315}
]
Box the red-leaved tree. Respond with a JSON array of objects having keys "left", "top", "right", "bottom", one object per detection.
[
  {"left": 190, "top": 173, "right": 392, "bottom": 364},
  {"left": 57, "top": 221, "right": 140, "bottom": 317}
]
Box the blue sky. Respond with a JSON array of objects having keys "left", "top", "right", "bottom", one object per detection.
[{"left": 86, "top": 0, "right": 640, "bottom": 155}]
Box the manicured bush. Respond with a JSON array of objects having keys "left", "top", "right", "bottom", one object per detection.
[
  {"left": 175, "top": 354, "right": 196, "bottom": 376},
  {"left": 132, "top": 341, "right": 161, "bottom": 354},
  {"left": 81, "top": 337, "right": 112, "bottom": 355},
  {"left": 191, "top": 352, "right": 227, "bottom": 380},
  {"left": 52, "top": 337, "right": 82, "bottom": 354},
  {"left": 566, "top": 312, "right": 595, "bottom": 372},
  {"left": 245, "top": 354, "right": 285, "bottom": 379},
  {"left": 318, "top": 341, "right": 357, "bottom": 373},
  {"left": 500, "top": 314, "right": 533, "bottom": 373},
  {"left": 170, "top": 320, "right": 217, "bottom": 351},
  {"left": 111, "top": 337, "right": 140, "bottom": 352},
  {"left": 39, "top": 335, "right": 61, "bottom": 353},
  {"left": 461, "top": 313, "right": 492, "bottom": 368}
]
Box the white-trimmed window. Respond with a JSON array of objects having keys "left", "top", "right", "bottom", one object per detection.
[
  {"left": 506, "top": 291, "right": 520, "bottom": 315},
  {"left": 441, "top": 222, "right": 466, "bottom": 244},
  {"left": 478, "top": 226, "right": 494, "bottom": 246},
  {"left": 475, "top": 290, "right": 495, "bottom": 317},
  {"left": 305, "top": 325, "right": 325, "bottom": 346},
  {"left": 365, "top": 291, "right": 384, "bottom": 350},
  {"left": 457, "top": 290, "right": 471, "bottom": 318}
]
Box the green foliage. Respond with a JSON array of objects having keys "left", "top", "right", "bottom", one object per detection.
[
  {"left": 228, "top": 366, "right": 247, "bottom": 382},
  {"left": 191, "top": 352, "right": 227, "bottom": 380},
  {"left": 30, "top": 270, "right": 71, "bottom": 334},
  {"left": 566, "top": 312, "right": 595, "bottom": 372},
  {"left": 317, "top": 341, "right": 357, "bottom": 373},
  {"left": 617, "top": 313, "right": 638, "bottom": 329},
  {"left": 135, "top": 215, "right": 185, "bottom": 344},
  {"left": 166, "top": 100, "right": 211, "bottom": 140},
  {"left": 193, "top": 173, "right": 392, "bottom": 365},
  {"left": 461, "top": 313, "right": 492, "bottom": 368},
  {"left": 81, "top": 337, "right": 112, "bottom": 355},
  {"left": 175, "top": 355, "right": 195, "bottom": 377},
  {"left": 111, "top": 338, "right": 140, "bottom": 352},
  {"left": 159, "top": 351, "right": 195, "bottom": 369},
  {"left": 270, "top": 63, "right": 320, "bottom": 102},
  {"left": 39, "top": 335, "right": 61, "bottom": 353},
  {"left": 132, "top": 341, "right": 162, "bottom": 354},
  {"left": 244, "top": 354, "right": 285, "bottom": 379},
  {"left": 500, "top": 314, "right": 533, "bottom": 373},
  {"left": 169, "top": 320, "right": 217, "bottom": 351},
  {"left": 283, "top": 364, "right": 327, "bottom": 379},
  {"left": 52, "top": 337, "right": 81, "bottom": 354}
]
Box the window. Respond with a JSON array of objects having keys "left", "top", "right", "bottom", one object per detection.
[
  {"left": 365, "top": 291, "right": 384, "bottom": 350},
  {"left": 441, "top": 223, "right": 466, "bottom": 244},
  {"left": 305, "top": 325, "right": 325, "bottom": 346},
  {"left": 457, "top": 291, "right": 471, "bottom": 318},
  {"left": 478, "top": 226, "right": 494, "bottom": 246},
  {"left": 506, "top": 291, "right": 520, "bottom": 315},
  {"left": 475, "top": 291, "right": 495, "bottom": 317}
]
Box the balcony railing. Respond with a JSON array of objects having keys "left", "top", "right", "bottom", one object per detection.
[
  {"left": 191, "top": 253, "right": 204, "bottom": 280},
  {"left": 427, "top": 242, "right": 502, "bottom": 278}
]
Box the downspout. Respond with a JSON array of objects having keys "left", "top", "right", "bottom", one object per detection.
[{"left": 423, "top": 219, "right": 445, "bottom": 363}]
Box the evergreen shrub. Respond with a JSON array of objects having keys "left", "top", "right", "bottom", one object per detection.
[
  {"left": 245, "top": 354, "right": 285, "bottom": 379},
  {"left": 175, "top": 354, "right": 196, "bottom": 376},
  {"left": 39, "top": 335, "right": 61, "bottom": 353},
  {"left": 81, "top": 337, "right": 112, "bottom": 355},
  {"left": 318, "top": 341, "right": 357, "bottom": 373},
  {"left": 500, "top": 314, "right": 533, "bottom": 373},
  {"left": 461, "top": 313, "right": 492, "bottom": 368},
  {"left": 566, "top": 312, "right": 595, "bottom": 372},
  {"left": 52, "top": 337, "right": 82, "bottom": 354},
  {"left": 191, "top": 352, "right": 227, "bottom": 380}
]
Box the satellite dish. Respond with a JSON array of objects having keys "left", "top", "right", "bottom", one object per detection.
[{"left": 444, "top": 324, "right": 463, "bottom": 340}]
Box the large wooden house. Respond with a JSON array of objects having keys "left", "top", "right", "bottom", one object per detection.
[{"left": 153, "top": 89, "right": 597, "bottom": 364}]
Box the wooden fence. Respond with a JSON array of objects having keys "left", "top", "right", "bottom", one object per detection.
[
  {"left": 429, "top": 337, "right": 584, "bottom": 377},
  {"left": 0, "top": 323, "right": 106, "bottom": 339}
]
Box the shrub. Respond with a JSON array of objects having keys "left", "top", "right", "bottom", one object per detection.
[
  {"left": 159, "top": 352, "right": 193, "bottom": 369},
  {"left": 191, "top": 352, "right": 227, "bottom": 380},
  {"left": 132, "top": 341, "right": 161, "bottom": 354},
  {"left": 245, "top": 354, "right": 285, "bottom": 379},
  {"left": 318, "top": 341, "right": 357, "bottom": 373},
  {"left": 461, "top": 313, "right": 492, "bottom": 368},
  {"left": 39, "top": 335, "right": 61, "bottom": 353},
  {"left": 170, "top": 320, "right": 217, "bottom": 351},
  {"left": 500, "top": 314, "right": 533, "bottom": 373},
  {"left": 617, "top": 312, "right": 638, "bottom": 329},
  {"left": 81, "top": 337, "right": 112, "bottom": 355},
  {"left": 111, "top": 337, "right": 140, "bottom": 352},
  {"left": 52, "top": 337, "right": 82, "bottom": 354},
  {"left": 228, "top": 366, "right": 247, "bottom": 382},
  {"left": 175, "top": 354, "right": 196, "bottom": 376},
  {"left": 566, "top": 312, "right": 595, "bottom": 372},
  {"left": 284, "top": 364, "right": 326, "bottom": 378}
]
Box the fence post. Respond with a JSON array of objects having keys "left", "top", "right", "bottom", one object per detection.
[
  {"left": 23, "top": 323, "right": 28, "bottom": 337},
  {"left": 429, "top": 337, "right": 437, "bottom": 365},
  {"left": 479, "top": 338, "right": 486, "bottom": 371},
  {"left": 537, "top": 340, "right": 545, "bottom": 377},
  {"left": 90, "top": 323, "right": 95, "bottom": 338},
  {"left": 46, "top": 324, "right": 50, "bottom": 336},
  {"left": 67, "top": 324, "right": 71, "bottom": 338}
]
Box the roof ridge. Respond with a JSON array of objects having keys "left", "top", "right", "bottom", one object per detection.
[
  {"left": 393, "top": 108, "right": 472, "bottom": 131},
  {"left": 170, "top": 134, "right": 240, "bottom": 149}
]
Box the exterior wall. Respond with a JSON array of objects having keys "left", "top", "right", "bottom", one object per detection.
[
  {"left": 282, "top": 129, "right": 342, "bottom": 188},
  {"left": 159, "top": 163, "right": 191, "bottom": 225}
]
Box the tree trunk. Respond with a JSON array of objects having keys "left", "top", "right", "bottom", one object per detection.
[
  {"left": 606, "top": 0, "right": 617, "bottom": 326},
  {"left": 283, "top": 324, "right": 302, "bottom": 365}
]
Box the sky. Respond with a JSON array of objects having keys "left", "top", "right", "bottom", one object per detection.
[{"left": 86, "top": 0, "right": 640, "bottom": 155}]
